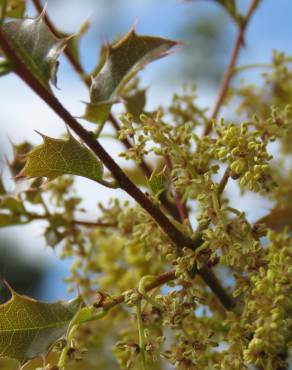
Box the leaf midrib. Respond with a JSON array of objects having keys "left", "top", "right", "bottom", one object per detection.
[{"left": 0, "top": 319, "right": 71, "bottom": 333}]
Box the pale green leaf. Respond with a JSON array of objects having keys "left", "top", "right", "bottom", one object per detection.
[
  {"left": 19, "top": 133, "right": 104, "bottom": 183},
  {"left": 1, "top": 14, "right": 68, "bottom": 87},
  {"left": 0, "top": 288, "right": 81, "bottom": 365},
  {"left": 84, "top": 28, "right": 178, "bottom": 123}
]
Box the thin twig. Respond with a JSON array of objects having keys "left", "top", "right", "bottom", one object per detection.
[
  {"left": 94, "top": 270, "right": 176, "bottom": 311},
  {"left": 165, "top": 155, "right": 189, "bottom": 223},
  {"left": 218, "top": 167, "right": 230, "bottom": 196},
  {"left": 204, "top": 0, "right": 260, "bottom": 136},
  {"left": 27, "top": 213, "right": 116, "bottom": 228},
  {"left": 0, "top": 27, "right": 235, "bottom": 310}
]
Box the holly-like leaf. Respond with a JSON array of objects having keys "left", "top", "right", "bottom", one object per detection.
[
  {"left": 0, "top": 287, "right": 81, "bottom": 365},
  {"left": 84, "top": 28, "right": 178, "bottom": 124},
  {"left": 19, "top": 132, "right": 104, "bottom": 183},
  {"left": 1, "top": 14, "right": 68, "bottom": 87},
  {"left": 0, "top": 0, "right": 25, "bottom": 19}
]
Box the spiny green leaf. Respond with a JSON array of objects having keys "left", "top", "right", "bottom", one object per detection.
[
  {"left": 0, "top": 0, "right": 25, "bottom": 19},
  {"left": 19, "top": 132, "right": 104, "bottom": 183},
  {"left": 0, "top": 287, "right": 81, "bottom": 365},
  {"left": 1, "top": 14, "right": 68, "bottom": 87},
  {"left": 84, "top": 28, "right": 178, "bottom": 124}
]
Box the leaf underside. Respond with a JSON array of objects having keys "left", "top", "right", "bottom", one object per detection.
[
  {"left": 19, "top": 133, "right": 104, "bottom": 183},
  {"left": 84, "top": 28, "right": 178, "bottom": 124},
  {"left": 0, "top": 288, "right": 81, "bottom": 364}
]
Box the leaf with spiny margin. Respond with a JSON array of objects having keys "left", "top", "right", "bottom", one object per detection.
[
  {"left": 19, "top": 133, "right": 104, "bottom": 183},
  {"left": 0, "top": 287, "right": 81, "bottom": 365},
  {"left": 1, "top": 14, "right": 68, "bottom": 88},
  {"left": 0, "top": 0, "right": 25, "bottom": 19},
  {"left": 84, "top": 28, "right": 178, "bottom": 124}
]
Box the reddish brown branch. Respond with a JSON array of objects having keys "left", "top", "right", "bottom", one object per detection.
[
  {"left": 95, "top": 270, "right": 176, "bottom": 311},
  {"left": 28, "top": 213, "right": 115, "bottom": 228},
  {"left": 165, "top": 155, "right": 189, "bottom": 223},
  {"left": 31, "top": 0, "right": 153, "bottom": 177},
  {"left": 32, "top": 0, "right": 180, "bottom": 219},
  {"left": 204, "top": 0, "right": 260, "bottom": 136}
]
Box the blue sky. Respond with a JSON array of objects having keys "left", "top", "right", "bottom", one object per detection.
[{"left": 0, "top": 0, "right": 292, "bottom": 301}]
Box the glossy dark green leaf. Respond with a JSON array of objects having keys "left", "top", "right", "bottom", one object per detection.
[
  {"left": 1, "top": 14, "right": 68, "bottom": 87},
  {"left": 84, "top": 28, "right": 178, "bottom": 124},
  {"left": 0, "top": 287, "right": 81, "bottom": 365},
  {"left": 19, "top": 132, "right": 104, "bottom": 183}
]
